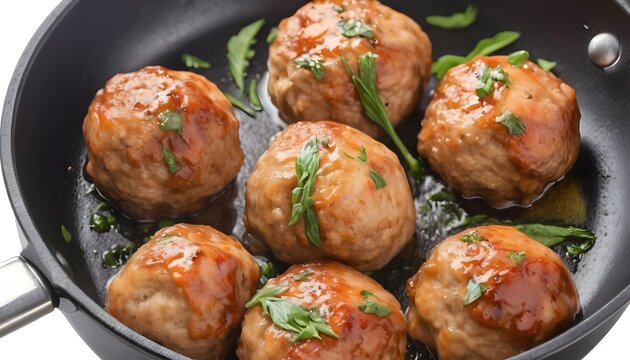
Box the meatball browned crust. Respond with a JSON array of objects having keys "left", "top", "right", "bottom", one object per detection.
[
  {"left": 268, "top": 0, "right": 432, "bottom": 138},
  {"left": 406, "top": 225, "right": 580, "bottom": 360},
  {"left": 237, "top": 261, "right": 407, "bottom": 359},
  {"left": 83, "top": 66, "right": 244, "bottom": 220},
  {"left": 418, "top": 56, "right": 580, "bottom": 207},
  {"left": 244, "top": 121, "right": 415, "bottom": 271},
  {"left": 107, "top": 224, "right": 259, "bottom": 359}
]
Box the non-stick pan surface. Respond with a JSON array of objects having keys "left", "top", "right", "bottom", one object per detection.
[{"left": 2, "top": 0, "right": 630, "bottom": 359}]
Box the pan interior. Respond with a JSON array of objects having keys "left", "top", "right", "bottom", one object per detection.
[{"left": 7, "top": 0, "right": 630, "bottom": 358}]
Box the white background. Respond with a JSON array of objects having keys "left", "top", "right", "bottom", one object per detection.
[{"left": 0, "top": 0, "right": 627, "bottom": 359}]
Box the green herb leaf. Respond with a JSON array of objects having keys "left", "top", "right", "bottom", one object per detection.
[
  {"left": 249, "top": 79, "right": 263, "bottom": 111},
  {"left": 426, "top": 5, "right": 477, "bottom": 29},
  {"left": 246, "top": 284, "right": 289, "bottom": 308},
  {"left": 96, "top": 202, "right": 110, "bottom": 211},
  {"left": 254, "top": 256, "right": 278, "bottom": 285},
  {"left": 158, "top": 218, "right": 175, "bottom": 229},
  {"left": 334, "top": 5, "right": 345, "bottom": 13},
  {"left": 358, "top": 300, "right": 390, "bottom": 317},
  {"left": 429, "top": 190, "right": 456, "bottom": 202},
  {"left": 514, "top": 224, "right": 596, "bottom": 247},
  {"left": 226, "top": 93, "right": 256, "bottom": 118},
  {"left": 162, "top": 144, "right": 179, "bottom": 174},
  {"left": 431, "top": 31, "right": 521, "bottom": 79},
  {"left": 267, "top": 27, "right": 278, "bottom": 44},
  {"left": 338, "top": 19, "right": 374, "bottom": 39},
  {"left": 496, "top": 111, "right": 526, "bottom": 135},
  {"left": 357, "top": 146, "right": 368, "bottom": 163},
  {"left": 181, "top": 53, "right": 211, "bottom": 69},
  {"left": 507, "top": 251, "right": 526, "bottom": 265},
  {"left": 463, "top": 278, "right": 487, "bottom": 305},
  {"left": 566, "top": 238, "right": 595, "bottom": 258},
  {"left": 461, "top": 230, "right": 487, "bottom": 243},
  {"left": 158, "top": 110, "right": 183, "bottom": 134},
  {"left": 156, "top": 236, "right": 176, "bottom": 245},
  {"left": 507, "top": 50, "right": 529, "bottom": 67},
  {"left": 293, "top": 269, "right": 314, "bottom": 281},
  {"left": 476, "top": 63, "right": 510, "bottom": 98},
  {"left": 288, "top": 136, "right": 321, "bottom": 246},
  {"left": 61, "top": 224, "right": 72, "bottom": 242},
  {"left": 369, "top": 169, "right": 386, "bottom": 189},
  {"left": 296, "top": 56, "right": 326, "bottom": 80},
  {"left": 102, "top": 243, "right": 136, "bottom": 269},
  {"left": 360, "top": 290, "right": 374, "bottom": 298},
  {"left": 89, "top": 213, "right": 115, "bottom": 233},
  {"left": 227, "top": 19, "right": 265, "bottom": 92},
  {"left": 341, "top": 53, "right": 423, "bottom": 178},
  {"left": 537, "top": 58, "right": 557, "bottom": 72}
]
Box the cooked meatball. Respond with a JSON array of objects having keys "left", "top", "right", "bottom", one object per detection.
[
  {"left": 237, "top": 261, "right": 407, "bottom": 359},
  {"left": 107, "top": 224, "right": 259, "bottom": 359},
  {"left": 83, "top": 66, "right": 244, "bottom": 220},
  {"left": 268, "top": 0, "right": 432, "bottom": 138},
  {"left": 406, "top": 225, "right": 580, "bottom": 360},
  {"left": 418, "top": 56, "right": 580, "bottom": 207},
  {"left": 244, "top": 121, "right": 415, "bottom": 271}
]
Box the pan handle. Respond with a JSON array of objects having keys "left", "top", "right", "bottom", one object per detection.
[{"left": 0, "top": 256, "right": 54, "bottom": 337}]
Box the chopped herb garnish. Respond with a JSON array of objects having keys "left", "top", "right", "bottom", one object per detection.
[
  {"left": 360, "top": 290, "right": 374, "bottom": 298},
  {"left": 96, "top": 202, "right": 110, "bottom": 211},
  {"left": 476, "top": 63, "right": 509, "bottom": 98},
  {"left": 341, "top": 52, "right": 423, "bottom": 178},
  {"left": 426, "top": 5, "right": 477, "bottom": 29},
  {"left": 358, "top": 300, "right": 390, "bottom": 317},
  {"left": 266, "top": 27, "right": 278, "bottom": 44},
  {"left": 158, "top": 218, "right": 175, "bottom": 229},
  {"left": 507, "top": 251, "right": 526, "bottom": 265},
  {"left": 357, "top": 146, "right": 368, "bottom": 163},
  {"left": 89, "top": 213, "right": 116, "bottom": 233},
  {"left": 296, "top": 56, "right": 325, "bottom": 80},
  {"left": 254, "top": 256, "right": 278, "bottom": 286},
  {"left": 566, "top": 238, "right": 595, "bottom": 258},
  {"left": 249, "top": 79, "right": 263, "bottom": 111},
  {"left": 537, "top": 58, "right": 557, "bottom": 72},
  {"left": 293, "top": 269, "right": 314, "bottom": 281},
  {"left": 162, "top": 144, "right": 179, "bottom": 174},
  {"left": 369, "top": 169, "right": 387, "bottom": 189},
  {"left": 431, "top": 31, "right": 521, "bottom": 79},
  {"left": 226, "top": 93, "right": 256, "bottom": 118},
  {"left": 61, "top": 224, "right": 72, "bottom": 242},
  {"left": 338, "top": 19, "right": 374, "bottom": 39},
  {"left": 158, "top": 110, "right": 183, "bottom": 134},
  {"left": 288, "top": 136, "right": 321, "bottom": 246},
  {"left": 461, "top": 230, "right": 487, "bottom": 243},
  {"left": 514, "top": 224, "right": 596, "bottom": 248},
  {"left": 333, "top": 5, "right": 345, "bottom": 13},
  {"left": 463, "top": 278, "right": 487, "bottom": 305},
  {"left": 102, "top": 243, "right": 136, "bottom": 268},
  {"left": 227, "top": 19, "right": 265, "bottom": 92},
  {"left": 496, "top": 111, "right": 526, "bottom": 135},
  {"left": 246, "top": 284, "right": 338, "bottom": 341},
  {"left": 507, "top": 50, "right": 530, "bottom": 67},
  {"left": 156, "top": 236, "right": 176, "bottom": 245},
  {"left": 181, "top": 53, "right": 211, "bottom": 69},
  {"left": 429, "top": 190, "right": 456, "bottom": 202}
]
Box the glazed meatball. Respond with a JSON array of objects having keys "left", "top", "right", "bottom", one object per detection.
[
  {"left": 244, "top": 121, "right": 415, "bottom": 271},
  {"left": 237, "top": 261, "right": 407, "bottom": 359},
  {"left": 418, "top": 56, "right": 580, "bottom": 207},
  {"left": 268, "top": 0, "right": 432, "bottom": 138},
  {"left": 406, "top": 225, "right": 580, "bottom": 360},
  {"left": 83, "top": 66, "right": 244, "bottom": 220},
  {"left": 107, "top": 224, "right": 259, "bottom": 359}
]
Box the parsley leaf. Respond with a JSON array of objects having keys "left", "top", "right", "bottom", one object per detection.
[
  {"left": 61, "top": 224, "right": 72, "bottom": 242},
  {"left": 227, "top": 19, "right": 265, "bottom": 92},
  {"left": 496, "top": 111, "right": 526, "bottom": 135},
  {"left": 476, "top": 63, "right": 509, "bottom": 98},
  {"left": 293, "top": 269, "right": 314, "bottom": 281},
  {"left": 254, "top": 256, "right": 278, "bottom": 286},
  {"left": 537, "top": 58, "right": 557, "bottom": 72},
  {"left": 226, "top": 93, "right": 256, "bottom": 118},
  {"left": 102, "top": 243, "right": 136, "bottom": 269},
  {"left": 181, "top": 53, "right": 211, "bottom": 69},
  {"left": 162, "top": 143, "right": 179, "bottom": 174},
  {"left": 357, "top": 146, "right": 367, "bottom": 163},
  {"left": 266, "top": 27, "right": 278, "bottom": 44},
  {"left": 461, "top": 230, "right": 487, "bottom": 243},
  {"left": 249, "top": 79, "right": 263, "bottom": 111},
  {"left": 288, "top": 136, "right": 321, "bottom": 246},
  {"left": 507, "top": 251, "right": 526, "bottom": 265},
  {"left": 566, "top": 238, "right": 595, "bottom": 258},
  {"left": 296, "top": 56, "right": 326, "bottom": 80},
  {"left": 463, "top": 278, "right": 487, "bottom": 305},
  {"left": 338, "top": 19, "right": 374, "bottom": 39},
  {"left": 358, "top": 300, "right": 390, "bottom": 317},
  {"left": 369, "top": 169, "right": 387, "bottom": 189},
  {"left": 507, "top": 50, "right": 529, "bottom": 67},
  {"left": 89, "top": 213, "right": 116, "bottom": 233},
  {"left": 426, "top": 5, "right": 477, "bottom": 29},
  {"left": 158, "top": 110, "right": 183, "bottom": 134},
  {"left": 360, "top": 290, "right": 374, "bottom": 298},
  {"left": 514, "top": 224, "right": 596, "bottom": 247}
]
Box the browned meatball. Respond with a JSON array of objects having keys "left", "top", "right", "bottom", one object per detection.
[
  {"left": 244, "top": 121, "right": 415, "bottom": 271},
  {"left": 107, "top": 224, "right": 259, "bottom": 359},
  {"left": 237, "top": 261, "right": 407, "bottom": 359},
  {"left": 83, "top": 66, "right": 244, "bottom": 220},
  {"left": 418, "top": 56, "right": 580, "bottom": 207},
  {"left": 268, "top": 0, "right": 432, "bottom": 138},
  {"left": 406, "top": 225, "right": 580, "bottom": 359}
]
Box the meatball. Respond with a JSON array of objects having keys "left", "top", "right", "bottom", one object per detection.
[
  {"left": 237, "top": 261, "right": 407, "bottom": 359},
  {"left": 244, "top": 121, "right": 415, "bottom": 271},
  {"left": 268, "top": 0, "right": 432, "bottom": 138},
  {"left": 418, "top": 56, "right": 580, "bottom": 207},
  {"left": 83, "top": 66, "right": 244, "bottom": 220},
  {"left": 107, "top": 224, "right": 259, "bottom": 359},
  {"left": 406, "top": 225, "right": 580, "bottom": 359}
]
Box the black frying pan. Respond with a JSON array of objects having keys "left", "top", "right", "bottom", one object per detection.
[{"left": 1, "top": 0, "right": 629, "bottom": 359}]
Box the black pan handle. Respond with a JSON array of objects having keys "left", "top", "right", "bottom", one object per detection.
[{"left": 0, "top": 256, "right": 54, "bottom": 337}]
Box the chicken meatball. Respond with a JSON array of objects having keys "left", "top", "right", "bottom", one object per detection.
[
  {"left": 83, "top": 66, "right": 244, "bottom": 220},
  {"left": 406, "top": 225, "right": 580, "bottom": 360},
  {"left": 268, "top": 0, "right": 432, "bottom": 138},
  {"left": 237, "top": 261, "right": 407, "bottom": 359},
  {"left": 418, "top": 56, "right": 580, "bottom": 207},
  {"left": 244, "top": 121, "right": 415, "bottom": 271},
  {"left": 107, "top": 224, "right": 259, "bottom": 359}
]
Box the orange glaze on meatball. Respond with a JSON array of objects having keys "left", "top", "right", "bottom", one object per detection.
[
  {"left": 268, "top": 0, "right": 432, "bottom": 137},
  {"left": 418, "top": 56, "right": 580, "bottom": 207},
  {"left": 108, "top": 224, "right": 259, "bottom": 359},
  {"left": 237, "top": 261, "right": 407, "bottom": 360},
  {"left": 83, "top": 66, "right": 243, "bottom": 220},
  {"left": 406, "top": 225, "right": 580, "bottom": 360}
]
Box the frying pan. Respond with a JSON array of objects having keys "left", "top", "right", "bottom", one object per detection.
[{"left": 1, "top": 0, "right": 629, "bottom": 358}]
